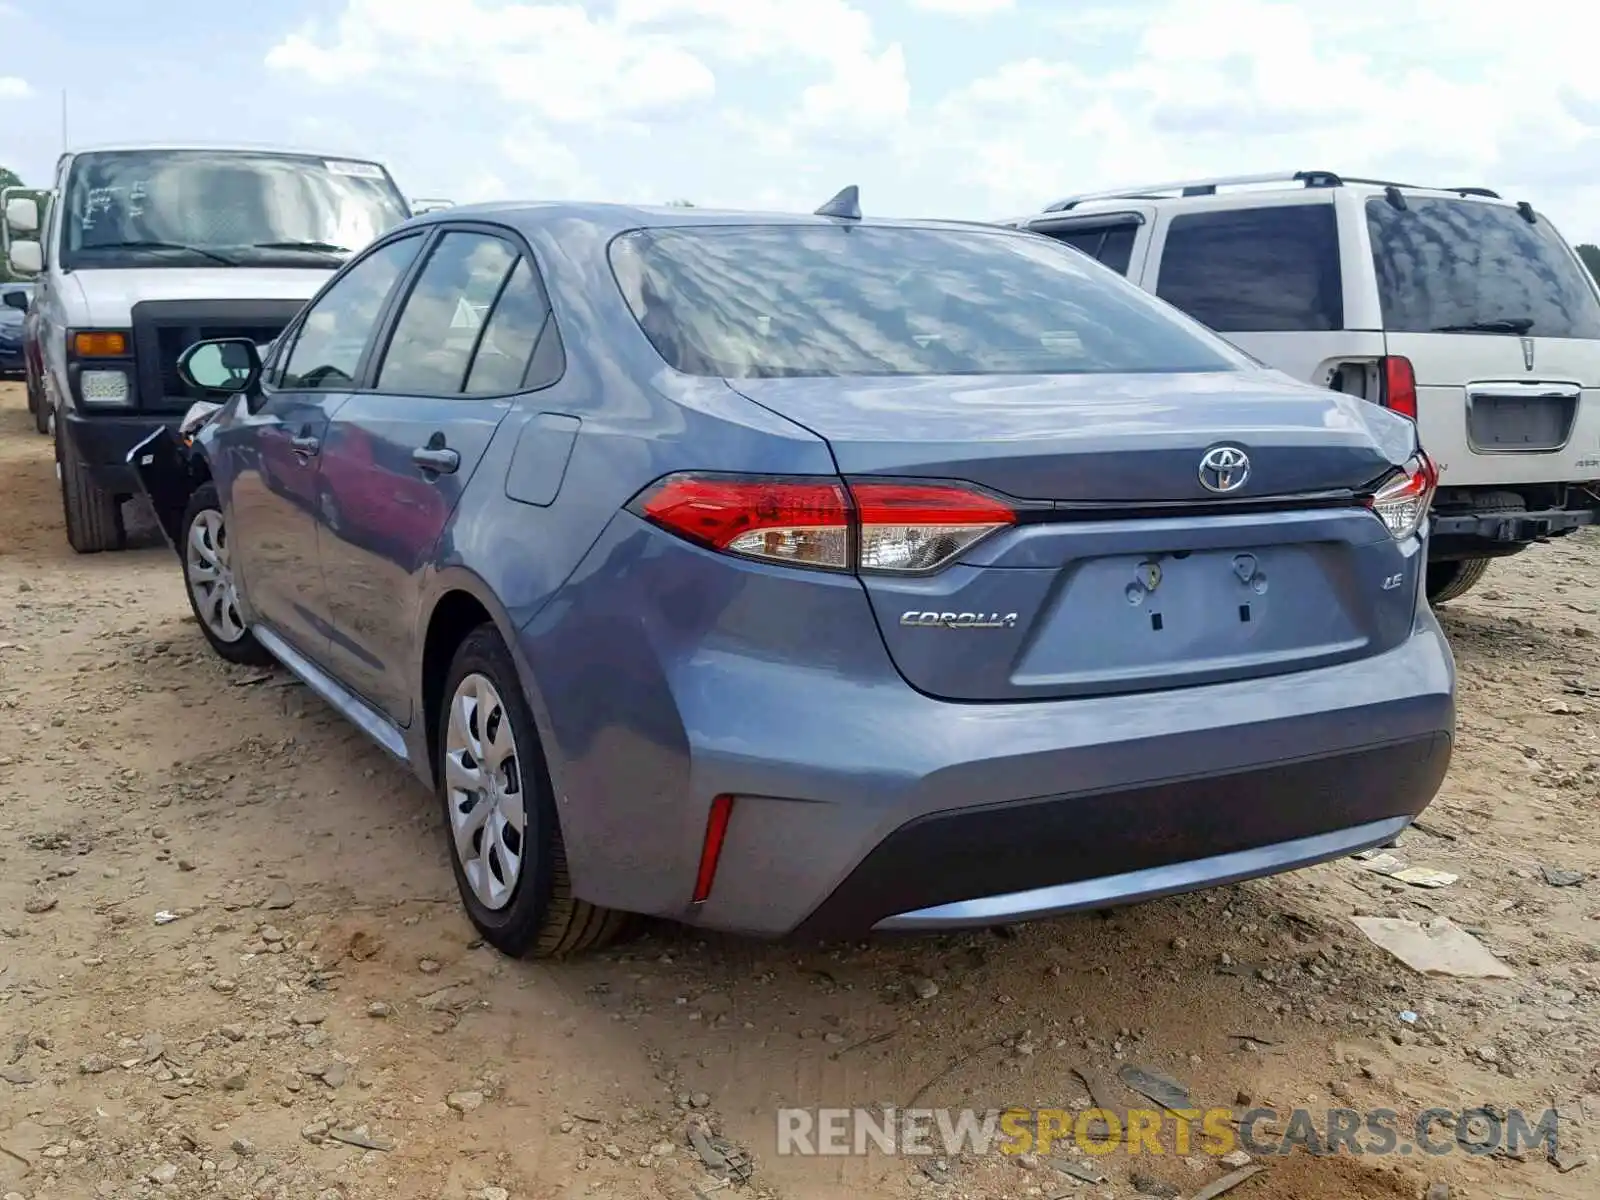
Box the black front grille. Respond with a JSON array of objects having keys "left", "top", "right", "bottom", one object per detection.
[{"left": 131, "top": 299, "right": 305, "bottom": 411}]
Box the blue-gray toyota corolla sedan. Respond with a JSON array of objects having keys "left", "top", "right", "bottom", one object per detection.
[{"left": 133, "top": 196, "right": 1455, "bottom": 958}]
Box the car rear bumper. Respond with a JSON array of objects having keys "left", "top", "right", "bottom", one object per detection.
[
  {"left": 797, "top": 734, "right": 1447, "bottom": 937},
  {"left": 528, "top": 519, "right": 1456, "bottom": 939},
  {"left": 63, "top": 410, "right": 180, "bottom": 494}
]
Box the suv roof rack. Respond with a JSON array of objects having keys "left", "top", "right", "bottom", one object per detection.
[{"left": 1041, "top": 170, "right": 1502, "bottom": 212}]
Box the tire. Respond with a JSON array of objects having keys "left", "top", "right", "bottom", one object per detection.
[
  {"left": 180, "top": 483, "right": 274, "bottom": 666},
  {"left": 437, "top": 624, "right": 629, "bottom": 958},
  {"left": 56, "top": 420, "right": 125, "bottom": 553},
  {"left": 1425, "top": 558, "right": 1493, "bottom": 605},
  {"left": 32, "top": 382, "right": 50, "bottom": 435}
]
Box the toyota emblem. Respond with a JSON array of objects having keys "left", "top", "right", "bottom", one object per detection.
[{"left": 1199, "top": 445, "right": 1251, "bottom": 494}]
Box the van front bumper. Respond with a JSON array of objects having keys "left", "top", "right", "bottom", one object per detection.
[{"left": 64, "top": 411, "right": 181, "bottom": 495}]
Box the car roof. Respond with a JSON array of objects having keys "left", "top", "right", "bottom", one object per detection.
[{"left": 403, "top": 199, "right": 1016, "bottom": 239}]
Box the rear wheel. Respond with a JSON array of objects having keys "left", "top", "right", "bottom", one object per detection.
[
  {"left": 1425, "top": 557, "right": 1493, "bottom": 605},
  {"left": 56, "top": 420, "right": 125, "bottom": 554},
  {"left": 438, "top": 624, "right": 629, "bottom": 958}
]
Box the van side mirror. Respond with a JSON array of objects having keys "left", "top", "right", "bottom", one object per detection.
[
  {"left": 4, "top": 196, "right": 39, "bottom": 235},
  {"left": 6, "top": 240, "right": 42, "bottom": 276},
  {"left": 179, "top": 338, "right": 262, "bottom": 395},
  {"left": 2, "top": 289, "right": 27, "bottom": 311}
]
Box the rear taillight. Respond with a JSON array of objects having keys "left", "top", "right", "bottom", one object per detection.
[
  {"left": 1368, "top": 452, "right": 1437, "bottom": 540},
  {"left": 1380, "top": 355, "right": 1417, "bottom": 420},
  {"left": 632, "top": 473, "right": 1016, "bottom": 574}
]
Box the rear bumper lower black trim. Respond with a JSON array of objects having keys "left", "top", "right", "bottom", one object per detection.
[{"left": 793, "top": 732, "right": 1452, "bottom": 939}]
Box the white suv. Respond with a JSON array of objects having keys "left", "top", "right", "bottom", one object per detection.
[{"left": 1003, "top": 170, "right": 1600, "bottom": 604}]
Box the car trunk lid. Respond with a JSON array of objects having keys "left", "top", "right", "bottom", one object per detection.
[{"left": 730, "top": 371, "right": 1423, "bottom": 701}]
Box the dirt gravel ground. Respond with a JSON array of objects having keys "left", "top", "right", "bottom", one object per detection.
[{"left": 2, "top": 379, "right": 1598, "bottom": 1200}]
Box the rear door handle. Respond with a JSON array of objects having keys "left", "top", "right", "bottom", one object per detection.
[
  {"left": 413, "top": 446, "right": 460, "bottom": 475},
  {"left": 291, "top": 434, "right": 320, "bottom": 457}
]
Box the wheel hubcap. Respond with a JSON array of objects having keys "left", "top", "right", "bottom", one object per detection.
[
  {"left": 444, "top": 674, "right": 526, "bottom": 911},
  {"left": 186, "top": 509, "right": 245, "bottom": 643}
]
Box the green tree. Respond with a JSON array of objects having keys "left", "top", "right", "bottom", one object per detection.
[{"left": 1578, "top": 243, "right": 1600, "bottom": 283}]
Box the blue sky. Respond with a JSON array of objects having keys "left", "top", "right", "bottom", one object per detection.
[{"left": 3, "top": 0, "right": 1598, "bottom": 241}]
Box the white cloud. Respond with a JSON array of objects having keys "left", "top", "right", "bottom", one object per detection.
[
  {"left": 0, "top": 76, "right": 30, "bottom": 99},
  {"left": 263, "top": 0, "right": 1600, "bottom": 242},
  {"left": 909, "top": 0, "right": 1014, "bottom": 13}
]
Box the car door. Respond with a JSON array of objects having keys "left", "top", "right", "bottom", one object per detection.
[
  {"left": 318, "top": 226, "right": 554, "bottom": 724},
  {"left": 217, "top": 233, "right": 425, "bottom": 662}
]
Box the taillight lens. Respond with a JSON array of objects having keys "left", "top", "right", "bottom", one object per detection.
[
  {"left": 637, "top": 476, "right": 850, "bottom": 569},
  {"left": 852, "top": 482, "right": 1016, "bottom": 572},
  {"left": 1368, "top": 452, "right": 1437, "bottom": 540},
  {"left": 1380, "top": 355, "right": 1417, "bottom": 420},
  {"left": 632, "top": 473, "right": 1016, "bottom": 573}
]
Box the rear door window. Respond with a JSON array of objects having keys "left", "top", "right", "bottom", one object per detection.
[
  {"left": 1040, "top": 224, "right": 1136, "bottom": 276},
  {"left": 375, "top": 231, "right": 519, "bottom": 394},
  {"left": 1155, "top": 204, "right": 1343, "bottom": 332},
  {"left": 1365, "top": 197, "right": 1600, "bottom": 339}
]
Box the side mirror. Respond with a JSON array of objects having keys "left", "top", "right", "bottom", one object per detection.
[
  {"left": 6, "top": 240, "right": 41, "bottom": 276},
  {"left": 4, "top": 196, "right": 39, "bottom": 235},
  {"left": 2, "top": 290, "right": 27, "bottom": 311},
  {"left": 179, "top": 338, "right": 262, "bottom": 395}
]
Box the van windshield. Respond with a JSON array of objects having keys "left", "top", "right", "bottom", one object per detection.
[
  {"left": 59, "top": 149, "right": 411, "bottom": 270},
  {"left": 1366, "top": 197, "right": 1600, "bottom": 339}
]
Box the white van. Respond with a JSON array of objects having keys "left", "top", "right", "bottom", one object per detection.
[
  {"left": 1004, "top": 171, "right": 1600, "bottom": 603},
  {"left": 2, "top": 144, "right": 420, "bottom": 553}
]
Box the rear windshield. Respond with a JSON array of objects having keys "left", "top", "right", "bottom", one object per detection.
[
  {"left": 1366, "top": 197, "right": 1600, "bottom": 339},
  {"left": 608, "top": 225, "right": 1249, "bottom": 379}
]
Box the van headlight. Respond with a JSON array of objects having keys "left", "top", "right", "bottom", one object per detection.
[{"left": 79, "top": 369, "right": 132, "bottom": 407}]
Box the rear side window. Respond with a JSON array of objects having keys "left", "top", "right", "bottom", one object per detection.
[
  {"left": 1365, "top": 197, "right": 1600, "bottom": 339},
  {"left": 1156, "top": 205, "right": 1343, "bottom": 333},
  {"left": 608, "top": 225, "right": 1248, "bottom": 379},
  {"left": 1041, "top": 224, "right": 1136, "bottom": 276}
]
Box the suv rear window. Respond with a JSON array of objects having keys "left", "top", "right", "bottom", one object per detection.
[
  {"left": 1365, "top": 197, "right": 1600, "bottom": 339},
  {"left": 1040, "top": 223, "right": 1136, "bottom": 276},
  {"left": 608, "top": 225, "right": 1248, "bottom": 379},
  {"left": 1155, "top": 204, "right": 1343, "bottom": 333}
]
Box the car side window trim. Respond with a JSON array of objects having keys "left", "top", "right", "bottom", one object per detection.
[
  {"left": 260, "top": 229, "right": 431, "bottom": 398},
  {"left": 356, "top": 219, "right": 564, "bottom": 400},
  {"left": 351, "top": 227, "right": 446, "bottom": 390}
]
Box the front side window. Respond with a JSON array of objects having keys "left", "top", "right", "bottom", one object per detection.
[
  {"left": 608, "top": 224, "right": 1248, "bottom": 379},
  {"left": 59, "top": 150, "right": 412, "bottom": 271},
  {"left": 1156, "top": 205, "right": 1343, "bottom": 333},
  {"left": 279, "top": 236, "right": 423, "bottom": 391},
  {"left": 1366, "top": 197, "right": 1600, "bottom": 339}
]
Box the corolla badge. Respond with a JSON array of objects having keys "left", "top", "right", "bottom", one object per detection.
[
  {"left": 1198, "top": 445, "right": 1251, "bottom": 494},
  {"left": 900, "top": 611, "right": 1019, "bottom": 629}
]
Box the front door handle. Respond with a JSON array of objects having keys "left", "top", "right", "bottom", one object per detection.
[
  {"left": 291, "top": 434, "right": 320, "bottom": 457},
  {"left": 412, "top": 445, "right": 460, "bottom": 475}
]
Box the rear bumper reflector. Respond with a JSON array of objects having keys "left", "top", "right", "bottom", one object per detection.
[{"left": 691, "top": 795, "right": 735, "bottom": 904}]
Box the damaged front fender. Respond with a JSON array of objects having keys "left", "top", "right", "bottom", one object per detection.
[{"left": 125, "top": 401, "right": 223, "bottom": 558}]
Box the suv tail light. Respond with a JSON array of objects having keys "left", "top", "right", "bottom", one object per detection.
[
  {"left": 631, "top": 473, "right": 1016, "bottom": 574},
  {"left": 1380, "top": 355, "right": 1417, "bottom": 420},
  {"left": 1368, "top": 452, "right": 1437, "bottom": 540}
]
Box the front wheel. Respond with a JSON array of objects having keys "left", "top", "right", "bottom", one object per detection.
[
  {"left": 56, "top": 421, "right": 124, "bottom": 553},
  {"left": 438, "top": 624, "right": 629, "bottom": 958},
  {"left": 181, "top": 482, "right": 273, "bottom": 665}
]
